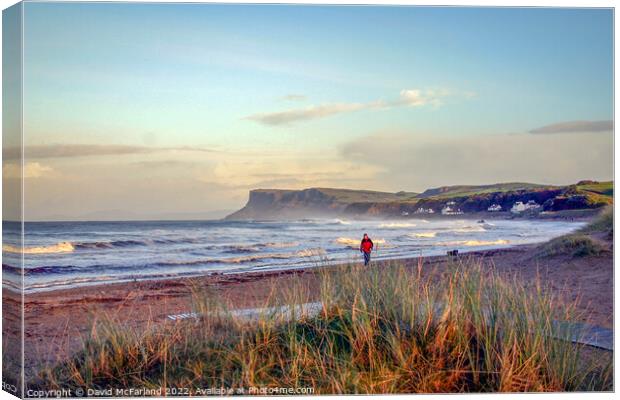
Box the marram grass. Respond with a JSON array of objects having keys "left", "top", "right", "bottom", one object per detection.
[{"left": 35, "top": 259, "right": 612, "bottom": 393}]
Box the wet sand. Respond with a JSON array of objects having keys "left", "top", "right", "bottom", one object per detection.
[{"left": 2, "top": 233, "right": 613, "bottom": 380}]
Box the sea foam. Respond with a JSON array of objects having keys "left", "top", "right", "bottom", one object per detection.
[
  {"left": 379, "top": 222, "right": 417, "bottom": 229},
  {"left": 3, "top": 242, "right": 75, "bottom": 254},
  {"left": 411, "top": 232, "right": 437, "bottom": 238}
]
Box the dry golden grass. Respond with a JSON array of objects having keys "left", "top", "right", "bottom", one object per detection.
[{"left": 35, "top": 258, "right": 612, "bottom": 393}]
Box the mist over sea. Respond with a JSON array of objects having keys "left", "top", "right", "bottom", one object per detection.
[{"left": 2, "top": 218, "right": 585, "bottom": 293}]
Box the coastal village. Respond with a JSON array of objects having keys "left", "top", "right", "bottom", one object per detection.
[{"left": 412, "top": 199, "right": 543, "bottom": 216}]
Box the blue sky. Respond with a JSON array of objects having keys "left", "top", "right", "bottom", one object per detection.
[{"left": 7, "top": 3, "right": 614, "bottom": 219}]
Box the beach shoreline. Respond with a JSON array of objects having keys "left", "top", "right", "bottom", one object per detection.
[{"left": 3, "top": 214, "right": 591, "bottom": 295}]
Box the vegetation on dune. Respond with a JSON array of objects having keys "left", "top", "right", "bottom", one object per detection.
[
  {"left": 537, "top": 235, "right": 606, "bottom": 258},
  {"left": 36, "top": 260, "right": 612, "bottom": 393},
  {"left": 579, "top": 206, "right": 613, "bottom": 236},
  {"left": 537, "top": 206, "right": 613, "bottom": 258}
]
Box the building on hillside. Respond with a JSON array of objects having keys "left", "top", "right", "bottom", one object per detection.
[
  {"left": 441, "top": 202, "right": 464, "bottom": 215},
  {"left": 487, "top": 204, "right": 502, "bottom": 212},
  {"left": 511, "top": 200, "right": 541, "bottom": 214},
  {"left": 414, "top": 207, "right": 435, "bottom": 214}
]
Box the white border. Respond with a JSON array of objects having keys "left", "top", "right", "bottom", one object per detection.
[{"left": 0, "top": 1, "right": 616, "bottom": 400}]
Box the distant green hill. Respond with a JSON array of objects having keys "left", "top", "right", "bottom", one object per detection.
[
  {"left": 575, "top": 180, "right": 613, "bottom": 197},
  {"left": 225, "top": 181, "right": 613, "bottom": 220},
  {"left": 310, "top": 188, "right": 418, "bottom": 203},
  {"left": 415, "top": 182, "right": 551, "bottom": 199}
]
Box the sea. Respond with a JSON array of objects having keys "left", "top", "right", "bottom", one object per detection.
[{"left": 2, "top": 218, "right": 585, "bottom": 293}]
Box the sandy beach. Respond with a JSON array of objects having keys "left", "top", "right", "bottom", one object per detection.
[{"left": 3, "top": 223, "right": 612, "bottom": 380}]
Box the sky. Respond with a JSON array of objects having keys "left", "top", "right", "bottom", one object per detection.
[{"left": 2, "top": 3, "right": 614, "bottom": 220}]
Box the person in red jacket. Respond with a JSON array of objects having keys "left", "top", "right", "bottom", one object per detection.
[{"left": 360, "top": 233, "right": 374, "bottom": 266}]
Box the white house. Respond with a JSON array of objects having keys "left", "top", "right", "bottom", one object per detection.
[
  {"left": 414, "top": 207, "right": 435, "bottom": 214},
  {"left": 511, "top": 200, "right": 541, "bottom": 214},
  {"left": 526, "top": 200, "right": 541, "bottom": 210},
  {"left": 487, "top": 204, "right": 502, "bottom": 212},
  {"left": 442, "top": 204, "right": 464, "bottom": 215},
  {"left": 511, "top": 202, "right": 526, "bottom": 213}
]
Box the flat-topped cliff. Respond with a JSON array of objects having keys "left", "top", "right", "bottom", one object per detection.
[{"left": 225, "top": 181, "right": 613, "bottom": 220}]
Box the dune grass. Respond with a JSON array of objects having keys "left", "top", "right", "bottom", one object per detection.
[
  {"left": 35, "top": 259, "right": 612, "bottom": 394},
  {"left": 579, "top": 206, "right": 613, "bottom": 235},
  {"left": 536, "top": 207, "right": 612, "bottom": 259},
  {"left": 536, "top": 234, "right": 606, "bottom": 258}
]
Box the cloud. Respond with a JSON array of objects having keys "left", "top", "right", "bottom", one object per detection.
[
  {"left": 394, "top": 89, "right": 447, "bottom": 108},
  {"left": 339, "top": 131, "right": 613, "bottom": 191},
  {"left": 281, "top": 94, "right": 307, "bottom": 102},
  {"left": 3, "top": 162, "right": 53, "bottom": 179},
  {"left": 3, "top": 144, "right": 218, "bottom": 160},
  {"left": 529, "top": 120, "right": 613, "bottom": 134},
  {"left": 245, "top": 103, "right": 369, "bottom": 126},
  {"left": 130, "top": 160, "right": 198, "bottom": 168},
  {"left": 246, "top": 88, "right": 461, "bottom": 126}
]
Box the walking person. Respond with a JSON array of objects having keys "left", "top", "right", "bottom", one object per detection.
[{"left": 360, "top": 233, "right": 374, "bottom": 266}]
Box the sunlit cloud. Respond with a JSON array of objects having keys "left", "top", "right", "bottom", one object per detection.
[
  {"left": 245, "top": 102, "right": 369, "bottom": 126},
  {"left": 3, "top": 162, "right": 54, "bottom": 179},
  {"left": 529, "top": 120, "right": 613, "bottom": 134},
  {"left": 281, "top": 94, "right": 307, "bottom": 102},
  {"left": 3, "top": 144, "right": 218, "bottom": 160},
  {"left": 245, "top": 88, "right": 464, "bottom": 126},
  {"left": 394, "top": 89, "right": 447, "bottom": 108}
]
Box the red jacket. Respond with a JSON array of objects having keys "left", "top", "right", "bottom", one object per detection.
[{"left": 360, "top": 238, "right": 374, "bottom": 253}]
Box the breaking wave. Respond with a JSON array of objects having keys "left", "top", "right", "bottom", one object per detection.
[
  {"left": 297, "top": 248, "right": 327, "bottom": 257},
  {"left": 3, "top": 242, "right": 75, "bottom": 254},
  {"left": 379, "top": 222, "right": 417, "bottom": 229},
  {"left": 335, "top": 237, "right": 387, "bottom": 247},
  {"left": 261, "top": 241, "right": 300, "bottom": 248},
  {"left": 451, "top": 225, "right": 487, "bottom": 233},
  {"left": 3, "top": 238, "right": 301, "bottom": 256},
  {"left": 411, "top": 232, "right": 437, "bottom": 238}
]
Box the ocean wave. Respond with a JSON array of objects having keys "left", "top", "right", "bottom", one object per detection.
[
  {"left": 154, "top": 252, "right": 301, "bottom": 267},
  {"left": 222, "top": 245, "right": 259, "bottom": 254},
  {"left": 379, "top": 222, "right": 417, "bottom": 229},
  {"left": 4, "top": 237, "right": 207, "bottom": 255},
  {"left": 410, "top": 232, "right": 437, "bottom": 238},
  {"left": 25, "top": 275, "right": 121, "bottom": 291},
  {"left": 297, "top": 248, "right": 326, "bottom": 257},
  {"left": 260, "top": 241, "right": 300, "bottom": 248},
  {"left": 295, "top": 219, "right": 350, "bottom": 226},
  {"left": 217, "top": 242, "right": 300, "bottom": 254},
  {"left": 3, "top": 242, "right": 75, "bottom": 254},
  {"left": 335, "top": 237, "right": 387, "bottom": 247},
  {"left": 74, "top": 239, "right": 149, "bottom": 250},
  {"left": 451, "top": 225, "right": 487, "bottom": 233},
  {"left": 440, "top": 239, "right": 509, "bottom": 247},
  {"left": 2, "top": 263, "right": 23, "bottom": 275},
  {"left": 14, "top": 250, "right": 304, "bottom": 276}
]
